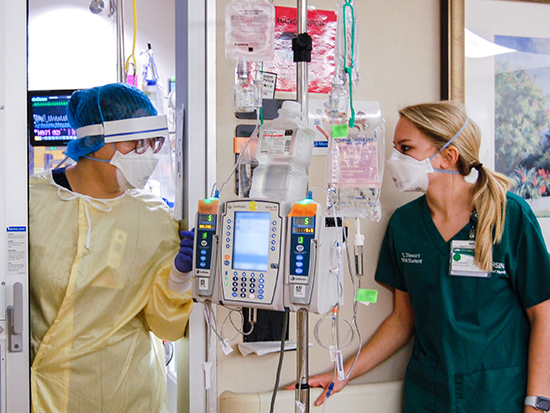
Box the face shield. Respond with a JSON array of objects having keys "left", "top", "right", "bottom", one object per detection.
[{"left": 77, "top": 115, "right": 170, "bottom": 191}]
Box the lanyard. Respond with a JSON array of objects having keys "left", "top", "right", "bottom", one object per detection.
[
  {"left": 450, "top": 210, "right": 490, "bottom": 277},
  {"left": 469, "top": 210, "right": 478, "bottom": 241}
]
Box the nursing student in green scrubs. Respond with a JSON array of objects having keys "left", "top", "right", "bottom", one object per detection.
[{"left": 308, "top": 102, "right": 550, "bottom": 412}]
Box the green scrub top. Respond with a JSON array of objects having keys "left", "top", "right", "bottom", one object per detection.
[{"left": 375, "top": 192, "right": 550, "bottom": 413}]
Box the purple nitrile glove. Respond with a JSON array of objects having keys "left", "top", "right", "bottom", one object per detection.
[{"left": 174, "top": 229, "right": 195, "bottom": 273}]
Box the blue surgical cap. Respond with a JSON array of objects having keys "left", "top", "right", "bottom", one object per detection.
[{"left": 65, "top": 83, "right": 158, "bottom": 161}]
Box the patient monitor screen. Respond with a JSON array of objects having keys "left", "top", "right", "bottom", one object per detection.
[
  {"left": 232, "top": 211, "right": 271, "bottom": 271},
  {"left": 28, "top": 89, "right": 78, "bottom": 146}
]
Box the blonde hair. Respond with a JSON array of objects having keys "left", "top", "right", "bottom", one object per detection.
[{"left": 399, "top": 101, "right": 511, "bottom": 271}]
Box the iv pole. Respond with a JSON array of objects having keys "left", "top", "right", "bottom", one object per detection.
[
  {"left": 114, "top": 0, "right": 125, "bottom": 82},
  {"left": 295, "top": 1, "right": 310, "bottom": 412}
]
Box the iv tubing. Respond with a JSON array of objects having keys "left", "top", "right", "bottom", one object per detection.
[
  {"left": 342, "top": 221, "right": 363, "bottom": 381},
  {"left": 202, "top": 302, "right": 226, "bottom": 344},
  {"left": 218, "top": 109, "right": 261, "bottom": 197},
  {"left": 220, "top": 307, "right": 255, "bottom": 338},
  {"left": 342, "top": 0, "right": 356, "bottom": 128}
]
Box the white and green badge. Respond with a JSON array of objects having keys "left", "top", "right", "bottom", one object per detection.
[{"left": 449, "top": 240, "right": 490, "bottom": 278}]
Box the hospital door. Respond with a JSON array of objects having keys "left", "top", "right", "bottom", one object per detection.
[{"left": 0, "top": 0, "right": 31, "bottom": 411}]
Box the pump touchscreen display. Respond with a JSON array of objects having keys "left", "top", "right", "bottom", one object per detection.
[{"left": 232, "top": 211, "right": 271, "bottom": 271}]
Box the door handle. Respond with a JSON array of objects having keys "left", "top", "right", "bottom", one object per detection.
[{"left": 7, "top": 282, "right": 23, "bottom": 352}]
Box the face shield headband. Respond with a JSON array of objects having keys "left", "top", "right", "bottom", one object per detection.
[{"left": 75, "top": 115, "right": 169, "bottom": 143}]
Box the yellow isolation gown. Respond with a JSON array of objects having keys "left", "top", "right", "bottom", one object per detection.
[{"left": 29, "top": 170, "right": 193, "bottom": 413}]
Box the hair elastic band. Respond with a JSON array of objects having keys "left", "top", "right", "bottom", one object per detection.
[{"left": 474, "top": 163, "right": 483, "bottom": 171}]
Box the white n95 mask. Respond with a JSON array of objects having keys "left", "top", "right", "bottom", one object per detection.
[
  {"left": 109, "top": 147, "right": 159, "bottom": 191},
  {"left": 385, "top": 148, "right": 434, "bottom": 193},
  {"left": 386, "top": 117, "right": 468, "bottom": 193}
]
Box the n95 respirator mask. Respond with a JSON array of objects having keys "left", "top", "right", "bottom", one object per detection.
[
  {"left": 385, "top": 148, "right": 434, "bottom": 193},
  {"left": 386, "top": 117, "right": 469, "bottom": 193},
  {"left": 110, "top": 147, "right": 159, "bottom": 191}
]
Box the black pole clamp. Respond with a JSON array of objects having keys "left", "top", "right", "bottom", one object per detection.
[{"left": 292, "top": 33, "right": 313, "bottom": 63}]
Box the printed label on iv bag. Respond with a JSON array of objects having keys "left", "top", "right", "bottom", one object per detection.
[
  {"left": 331, "top": 138, "right": 380, "bottom": 188},
  {"left": 225, "top": 1, "right": 275, "bottom": 60},
  {"left": 259, "top": 129, "right": 294, "bottom": 155}
]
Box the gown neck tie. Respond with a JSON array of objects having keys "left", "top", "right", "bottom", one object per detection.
[{"left": 57, "top": 187, "right": 113, "bottom": 249}]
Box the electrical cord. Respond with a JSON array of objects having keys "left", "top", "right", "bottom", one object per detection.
[{"left": 269, "top": 309, "right": 289, "bottom": 413}]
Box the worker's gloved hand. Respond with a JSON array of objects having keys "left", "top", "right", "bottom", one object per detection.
[{"left": 174, "top": 230, "right": 195, "bottom": 273}]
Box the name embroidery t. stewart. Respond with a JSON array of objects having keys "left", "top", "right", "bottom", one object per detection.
[{"left": 401, "top": 252, "right": 422, "bottom": 264}]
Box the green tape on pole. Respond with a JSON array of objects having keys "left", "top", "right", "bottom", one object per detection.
[
  {"left": 356, "top": 288, "right": 378, "bottom": 304},
  {"left": 331, "top": 124, "right": 349, "bottom": 138}
]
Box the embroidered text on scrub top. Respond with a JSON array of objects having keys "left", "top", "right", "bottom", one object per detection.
[{"left": 401, "top": 252, "right": 423, "bottom": 264}]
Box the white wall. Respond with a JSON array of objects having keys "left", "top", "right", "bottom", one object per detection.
[
  {"left": 28, "top": 0, "right": 175, "bottom": 95},
  {"left": 215, "top": 0, "right": 441, "bottom": 396}
]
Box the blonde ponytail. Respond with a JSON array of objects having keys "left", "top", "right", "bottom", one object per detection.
[{"left": 471, "top": 165, "right": 511, "bottom": 271}]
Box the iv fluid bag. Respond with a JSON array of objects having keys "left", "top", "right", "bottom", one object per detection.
[
  {"left": 225, "top": 0, "right": 275, "bottom": 61},
  {"left": 250, "top": 101, "right": 315, "bottom": 203},
  {"left": 327, "top": 102, "right": 385, "bottom": 221}
]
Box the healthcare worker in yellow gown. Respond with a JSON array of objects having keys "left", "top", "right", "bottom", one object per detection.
[{"left": 29, "top": 83, "right": 194, "bottom": 413}]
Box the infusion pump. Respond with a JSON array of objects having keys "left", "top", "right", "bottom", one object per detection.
[{"left": 192, "top": 197, "right": 343, "bottom": 314}]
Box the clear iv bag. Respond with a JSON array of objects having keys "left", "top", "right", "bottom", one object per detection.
[
  {"left": 225, "top": 0, "right": 275, "bottom": 61},
  {"left": 327, "top": 102, "right": 385, "bottom": 221}
]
